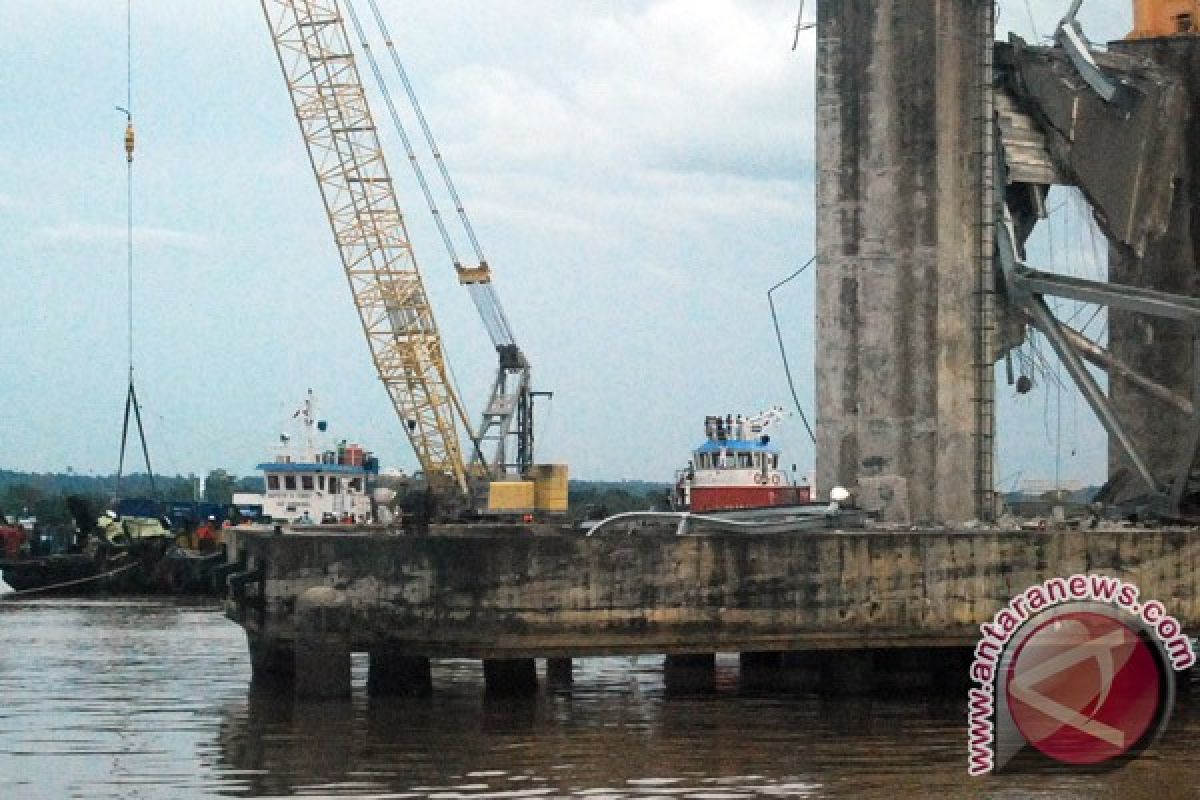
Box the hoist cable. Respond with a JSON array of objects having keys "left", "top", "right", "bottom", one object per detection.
[
  {"left": 347, "top": 0, "right": 518, "bottom": 349},
  {"left": 342, "top": 0, "right": 464, "bottom": 269},
  {"left": 365, "top": 0, "right": 486, "bottom": 264},
  {"left": 113, "top": 0, "right": 156, "bottom": 500}
]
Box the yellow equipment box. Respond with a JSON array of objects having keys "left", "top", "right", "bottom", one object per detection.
[
  {"left": 531, "top": 464, "right": 569, "bottom": 512},
  {"left": 487, "top": 481, "right": 536, "bottom": 513}
]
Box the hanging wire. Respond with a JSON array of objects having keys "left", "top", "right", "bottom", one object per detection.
[
  {"left": 124, "top": 0, "right": 133, "bottom": 375},
  {"left": 364, "top": 0, "right": 486, "bottom": 264},
  {"left": 113, "top": 0, "right": 155, "bottom": 499},
  {"left": 767, "top": 257, "right": 817, "bottom": 444},
  {"left": 341, "top": 0, "right": 463, "bottom": 268},
  {"left": 344, "top": 1, "right": 520, "bottom": 353},
  {"left": 1023, "top": 0, "right": 1042, "bottom": 41},
  {"left": 792, "top": 0, "right": 815, "bottom": 51}
]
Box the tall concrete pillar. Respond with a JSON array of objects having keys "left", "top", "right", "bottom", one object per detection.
[
  {"left": 1108, "top": 39, "right": 1200, "bottom": 497},
  {"left": 815, "top": 0, "right": 995, "bottom": 524}
]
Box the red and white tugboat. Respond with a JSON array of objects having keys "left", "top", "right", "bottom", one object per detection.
[{"left": 672, "top": 407, "right": 811, "bottom": 512}]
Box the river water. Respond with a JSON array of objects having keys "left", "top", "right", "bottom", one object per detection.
[{"left": 1, "top": 598, "right": 1198, "bottom": 799}]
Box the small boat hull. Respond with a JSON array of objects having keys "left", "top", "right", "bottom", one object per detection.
[{"left": 689, "top": 484, "right": 811, "bottom": 513}]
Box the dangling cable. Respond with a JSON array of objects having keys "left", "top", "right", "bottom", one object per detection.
[
  {"left": 767, "top": 258, "right": 817, "bottom": 444},
  {"left": 345, "top": 0, "right": 519, "bottom": 349},
  {"left": 113, "top": 0, "right": 156, "bottom": 501},
  {"left": 364, "top": 0, "right": 485, "bottom": 264}
]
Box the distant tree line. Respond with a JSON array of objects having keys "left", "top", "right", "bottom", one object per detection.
[
  {"left": 567, "top": 480, "right": 671, "bottom": 520},
  {"left": 0, "top": 469, "right": 264, "bottom": 526},
  {"left": 0, "top": 468, "right": 669, "bottom": 527}
]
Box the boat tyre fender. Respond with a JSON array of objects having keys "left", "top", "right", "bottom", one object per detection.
[
  {"left": 754, "top": 474, "right": 766, "bottom": 485},
  {"left": 771, "top": 474, "right": 781, "bottom": 485}
]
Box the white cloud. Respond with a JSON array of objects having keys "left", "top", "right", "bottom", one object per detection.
[{"left": 428, "top": 0, "right": 809, "bottom": 183}]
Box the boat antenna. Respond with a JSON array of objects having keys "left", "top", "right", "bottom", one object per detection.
[
  {"left": 114, "top": 0, "right": 156, "bottom": 502},
  {"left": 767, "top": 257, "right": 817, "bottom": 444}
]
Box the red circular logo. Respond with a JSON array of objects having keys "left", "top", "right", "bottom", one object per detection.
[{"left": 1005, "top": 611, "right": 1162, "bottom": 765}]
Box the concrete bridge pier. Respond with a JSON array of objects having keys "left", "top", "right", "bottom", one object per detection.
[
  {"left": 739, "top": 651, "right": 785, "bottom": 689},
  {"left": 780, "top": 651, "right": 828, "bottom": 691},
  {"left": 664, "top": 653, "right": 716, "bottom": 693},
  {"left": 247, "top": 631, "right": 295, "bottom": 684},
  {"left": 483, "top": 658, "right": 538, "bottom": 695},
  {"left": 368, "top": 648, "right": 432, "bottom": 696},
  {"left": 545, "top": 657, "right": 573, "bottom": 686},
  {"left": 294, "top": 587, "right": 352, "bottom": 699}
]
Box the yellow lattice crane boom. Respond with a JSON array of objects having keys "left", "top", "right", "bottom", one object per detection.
[{"left": 260, "top": 0, "right": 474, "bottom": 497}]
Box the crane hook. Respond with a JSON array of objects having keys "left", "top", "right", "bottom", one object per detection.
[{"left": 116, "top": 106, "right": 134, "bottom": 163}]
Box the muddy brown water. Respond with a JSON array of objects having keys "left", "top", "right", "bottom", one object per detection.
[{"left": 1, "top": 598, "right": 1198, "bottom": 799}]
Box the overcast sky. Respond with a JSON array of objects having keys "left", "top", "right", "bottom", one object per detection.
[{"left": 0, "top": 1, "right": 1133, "bottom": 488}]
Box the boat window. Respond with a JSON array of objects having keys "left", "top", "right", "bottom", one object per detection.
[
  {"left": 329, "top": 477, "right": 340, "bottom": 494},
  {"left": 349, "top": 478, "right": 363, "bottom": 492},
  {"left": 318, "top": 475, "right": 326, "bottom": 491},
  {"left": 301, "top": 475, "right": 314, "bottom": 490},
  {"left": 738, "top": 452, "right": 753, "bottom": 468},
  {"left": 267, "top": 475, "right": 280, "bottom": 490},
  {"left": 771, "top": 455, "right": 779, "bottom": 469},
  {"left": 284, "top": 475, "right": 297, "bottom": 490}
]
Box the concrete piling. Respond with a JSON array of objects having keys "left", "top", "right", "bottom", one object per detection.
[
  {"left": 294, "top": 586, "right": 352, "bottom": 699},
  {"left": 663, "top": 653, "right": 716, "bottom": 693},
  {"left": 545, "top": 657, "right": 573, "bottom": 685},
  {"left": 368, "top": 648, "right": 432, "bottom": 696},
  {"left": 738, "top": 651, "right": 784, "bottom": 689},
  {"left": 483, "top": 658, "right": 538, "bottom": 696},
  {"left": 247, "top": 631, "right": 295, "bottom": 685}
]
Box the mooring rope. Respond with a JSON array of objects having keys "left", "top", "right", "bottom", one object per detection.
[{"left": 0, "top": 560, "right": 141, "bottom": 599}]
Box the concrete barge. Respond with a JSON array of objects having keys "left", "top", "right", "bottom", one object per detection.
[{"left": 222, "top": 523, "right": 1200, "bottom": 697}]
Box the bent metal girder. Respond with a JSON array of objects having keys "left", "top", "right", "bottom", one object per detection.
[
  {"left": 990, "top": 7, "right": 1200, "bottom": 518},
  {"left": 994, "top": 137, "right": 1200, "bottom": 516}
]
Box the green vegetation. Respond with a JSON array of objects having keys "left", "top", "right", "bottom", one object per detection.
[
  {"left": 567, "top": 480, "right": 671, "bottom": 521},
  {"left": 0, "top": 469, "right": 264, "bottom": 525},
  {"left": 0, "top": 468, "right": 668, "bottom": 527}
]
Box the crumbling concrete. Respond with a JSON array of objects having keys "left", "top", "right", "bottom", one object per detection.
[{"left": 1107, "top": 39, "right": 1200, "bottom": 499}]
